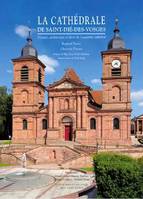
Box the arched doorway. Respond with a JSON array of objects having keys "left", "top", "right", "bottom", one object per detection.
[{"left": 62, "top": 116, "right": 73, "bottom": 141}]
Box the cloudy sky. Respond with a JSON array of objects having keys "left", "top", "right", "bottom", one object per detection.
[{"left": 0, "top": 0, "right": 143, "bottom": 117}]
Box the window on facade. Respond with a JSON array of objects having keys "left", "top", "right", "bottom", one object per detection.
[
  {"left": 23, "top": 119, "right": 28, "bottom": 130},
  {"left": 42, "top": 119, "right": 47, "bottom": 129},
  {"left": 90, "top": 118, "right": 96, "bottom": 129},
  {"left": 38, "top": 68, "right": 42, "bottom": 83},
  {"left": 113, "top": 118, "right": 120, "bottom": 129},
  {"left": 21, "top": 66, "right": 29, "bottom": 81},
  {"left": 53, "top": 150, "right": 56, "bottom": 159},
  {"left": 138, "top": 120, "right": 142, "bottom": 132},
  {"left": 112, "top": 68, "right": 121, "bottom": 77},
  {"left": 64, "top": 99, "right": 69, "bottom": 110}
]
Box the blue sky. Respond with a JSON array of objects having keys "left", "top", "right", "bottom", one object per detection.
[{"left": 0, "top": 0, "right": 143, "bottom": 117}]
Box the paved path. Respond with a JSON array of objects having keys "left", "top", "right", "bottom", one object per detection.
[{"left": 0, "top": 166, "right": 95, "bottom": 199}]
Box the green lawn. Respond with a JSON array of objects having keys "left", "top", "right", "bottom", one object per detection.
[
  {"left": 0, "top": 140, "right": 12, "bottom": 145},
  {"left": 80, "top": 167, "right": 94, "bottom": 172},
  {"left": 0, "top": 163, "right": 12, "bottom": 167}
]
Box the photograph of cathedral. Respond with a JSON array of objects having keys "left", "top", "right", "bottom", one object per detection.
[
  {"left": 12, "top": 19, "right": 132, "bottom": 146},
  {"left": 1, "top": 0, "right": 143, "bottom": 198}
]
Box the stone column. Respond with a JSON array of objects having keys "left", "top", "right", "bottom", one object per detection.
[
  {"left": 49, "top": 97, "right": 53, "bottom": 128},
  {"left": 53, "top": 97, "right": 57, "bottom": 128},
  {"left": 128, "top": 115, "right": 131, "bottom": 138},
  {"left": 77, "top": 96, "right": 81, "bottom": 129},
  {"left": 82, "top": 96, "right": 87, "bottom": 129},
  {"left": 137, "top": 120, "right": 139, "bottom": 133},
  {"left": 136, "top": 120, "right": 138, "bottom": 133},
  {"left": 97, "top": 116, "right": 101, "bottom": 139},
  {"left": 52, "top": 97, "right": 54, "bottom": 128},
  {"left": 80, "top": 96, "right": 82, "bottom": 128}
]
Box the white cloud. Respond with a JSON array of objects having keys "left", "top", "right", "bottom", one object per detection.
[
  {"left": 131, "top": 90, "right": 143, "bottom": 101},
  {"left": 15, "top": 25, "right": 30, "bottom": 38},
  {"left": 38, "top": 54, "right": 59, "bottom": 74},
  {"left": 7, "top": 69, "right": 13, "bottom": 74},
  {"left": 91, "top": 78, "right": 101, "bottom": 84},
  {"left": 138, "top": 102, "right": 143, "bottom": 107}
]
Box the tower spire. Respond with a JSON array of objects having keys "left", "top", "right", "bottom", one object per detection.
[
  {"left": 114, "top": 17, "right": 120, "bottom": 37},
  {"left": 26, "top": 28, "right": 32, "bottom": 45},
  {"left": 21, "top": 27, "right": 38, "bottom": 57},
  {"left": 107, "top": 17, "right": 125, "bottom": 49}
]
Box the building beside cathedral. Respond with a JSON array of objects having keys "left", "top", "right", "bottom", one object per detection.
[
  {"left": 131, "top": 114, "right": 143, "bottom": 137},
  {"left": 12, "top": 20, "right": 132, "bottom": 146}
]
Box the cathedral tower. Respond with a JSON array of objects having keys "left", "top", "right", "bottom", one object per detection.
[
  {"left": 101, "top": 18, "right": 132, "bottom": 145},
  {"left": 12, "top": 30, "right": 46, "bottom": 143}
]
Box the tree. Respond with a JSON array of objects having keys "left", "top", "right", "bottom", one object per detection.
[{"left": 0, "top": 86, "right": 12, "bottom": 139}]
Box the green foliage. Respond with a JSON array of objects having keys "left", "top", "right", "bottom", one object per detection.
[
  {"left": 93, "top": 152, "right": 143, "bottom": 198},
  {"left": 138, "top": 156, "right": 143, "bottom": 169},
  {"left": 0, "top": 86, "right": 12, "bottom": 139}
]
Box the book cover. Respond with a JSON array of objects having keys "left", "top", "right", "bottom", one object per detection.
[{"left": 0, "top": 0, "right": 143, "bottom": 198}]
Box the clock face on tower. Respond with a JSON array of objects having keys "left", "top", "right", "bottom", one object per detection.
[{"left": 112, "top": 59, "right": 121, "bottom": 68}]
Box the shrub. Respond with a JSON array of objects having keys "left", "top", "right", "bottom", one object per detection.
[{"left": 93, "top": 152, "right": 143, "bottom": 198}]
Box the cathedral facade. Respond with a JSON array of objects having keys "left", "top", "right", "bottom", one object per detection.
[{"left": 12, "top": 20, "right": 132, "bottom": 146}]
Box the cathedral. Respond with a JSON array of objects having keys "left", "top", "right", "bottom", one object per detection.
[{"left": 12, "top": 20, "right": 132, "bottom": 146}]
